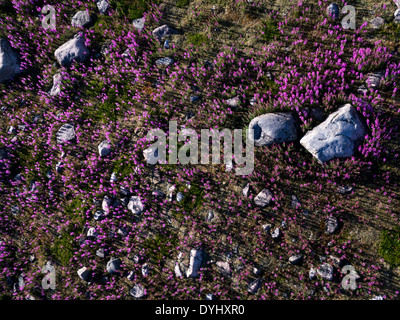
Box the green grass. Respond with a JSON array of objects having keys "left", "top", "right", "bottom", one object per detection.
[
  {"left": 111, "top": 0, "right": 160, "bottom": 20},
  {"left": 143, "top": 231, "right": 179, "bottom": 265},
  {"left": 379, "top": 227, "right": 400, "bottom": 268},
  {"left": 177, "top": 0, "right": 190, "bottom": 8},
  {"left": 187, "top": 33, "right": 209, "bottom": 46},
  {"left": 260, "top": 18, "right": 279, "bottom": 43},
  {"left": 51, "top": 232, "right": 75, "bottom": 266},
  {"left": 377, "top": 21, "right": 400, "bottom": 43}
]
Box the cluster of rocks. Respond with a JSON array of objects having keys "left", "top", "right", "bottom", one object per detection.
[{"left": 249, "top": 104, "right": 367, "bottom": 164}]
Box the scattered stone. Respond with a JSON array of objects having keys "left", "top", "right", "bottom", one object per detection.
[
  {"left": 326, "top": 216, "right": 339, "bottom": 234},
  {"left": 110, "top": 172, "right": 117, "bottom": 183},
  {"left": 127, "top": 196, "right": 144, "bottom": 215},
  {"left": 248, "top": 113, "right": 298, "bottom": 146},
  {"left": 254, "top": 189, "right": 273, "bottom": 207},
  {"left": 49, "top": 73, "right": 62, "bottom": 96},
  {"left": 102, "top": 195, "right": 112, "bottom": 215},
  {"left": 117, "top": 227, "right": 128, "bottom": 237},
  {"left": 132, "top": 17, "right": 145, "bottom": 31},
  {"left": 253, "top": 267, "right": 262, "bottom": 275},
  {"left": 93, "top": 210, "right": 104, "bottom": 221},
  {"left": 106, "top": 257, "right": 122, "bottom": 275},
  {"left": 226, "top": 96, "right": 240, "bottom": 108},
  {"left": 100, "top": 41, "right": 113, "bottom": 56},
  {"left": 190, "top": 96, "right": 200, "bottom": 103},
  {"left": 130, "top": 284, "right": 145, "bottom": 298},
  {"left": 300, "top": 104, "right": 367, "bottom": 163},
  {"left": 366, "top": 71, "right": 384, "bottom": 89},
  {"left": 174, "top": 262, "right": 183, "bottom": 277},
  {"left": 317, "top": 263, "right": 334, "bottom": 281},
  {"left": 291, "top": 195, "right": 301, "bottom": 208},
  {"left": 164, "top": 40, "right": 170, "bottom": 49},
  {"left": 152, "top": 25, "right": 177, "bottom": 42},
  {"left": 205, "top": 293, "right": 216, "bottom": 300},
  {"left": 127, "top": 271, "right": 135, "bottom": 281},
  {"left": 309, "top": 267, "right": 316, "bottom": 280},
  {"left": 326, "top": 3, "right": 340, "bottom": 19},
  {"left": 176, "top": 192, "right": 184, "bottom": 202},
  {"left": 87, "top": 227, "right": 97, "bottom": 238},
  {"left": 248, "top": 278, "right": 262, "bottom": 294},
  {"left": 55, "top": 161, "right": 63, "bottom": 173},
  {"left": 357, "top": 85, "right": 368, "bottom": 95},
  {"left": 289, "top": 254, "right": 303, "bottom": 265},
  {"left": 370, "top": 17, "right": 385, "bottom": 29},
  {"left": 77, "top": 267, "right": 92, "bottom": 282},
  {"left": 271, "top": 227, "right": 281, "bottom": 239},
  {"left": 0, "top": 38, "right": 20, "bottom": 83},
  {"left": 96, "top": 0, "right": 109, "bottom": 15},
  {"left": 143, "top": 146, "right": 159, "bottom": 164},
  {"left": 395, "top": 9, "right": 400, "bottom": 23},
  {"left": 186, "top": 249, "right": 203, "bottom": 278},
  {"left": 54, "top": 34, "right": 89, "bottom": 67},
  {"left": 206, "top": 210, "right": 214, "bottom": 222},
  {"left": 337, "top": 185, "right": 353, "bottom": 195},
  {"left": 71, "top": 10, "right": 92, "bottom": 28},
  {"left": 98, "top": 140, "right": 111, "bottom": 157},
  {"left": 216, "top": 261, "right": 231, "bottom": 276},
  {"left": 141, "top": 263, "right": 149, "bottom": 277},
  {"left": 155, "top": 57, "right": 174, "bottom": 66},
  {"left": 56, "top": 124, "right": 76, "bottom": 144},
  {"left": 242, "top": 183, "right": 250, "bottom": 197},
  {"left": 263, "top": 224, "right": 271, "bottom": 232}
]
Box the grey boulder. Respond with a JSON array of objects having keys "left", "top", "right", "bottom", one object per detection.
[
  {"left": 49, "top": 73, "right": 62, "bottom": 96},
  {"left": 300, "top": 104, "right": 366, "bottom": 163},
  {"left": 56, "top": 124, "right": 76, "bottom": 144},
  {"left": 254, "top": 189, "right": 273, "bottom": 207},
  {"left": 152, "top": 25, "right": 177, "bottom": 41},
  {"left": 54, "top": 34, "right": 89, "bottom": 67},
  {"left": 127, "top": 196, "right": 144, "bottom": 215},
  {"left": 248, "top": 113, "right": 297, "bottom": 146},
  {"left": 0, "top": 38, "right": 20, "bottom": 83},
  {"left": 130, "top": 284, "right": 145, "bottom": 298},
  {"left": 132, "top": 17, "right": 145, "bottom": 31},
  {"left": 77, "top": 267, "right": 92, "bottom": 282},
  {"left": 96, "top": 0, "right": 109, "bottom": 14},
  {"left": 71, "top": 10, "right": 92, "bottom": 28},
  {"left": 98, "top": 140, "right": 111, "bottom": 157},
  {"left": 326, "top": 3, "right": 340, "bottom": 19},
  {"left": 106, "top": 258, "right": 122, "bottom": 275},
  {"left": 317, "top": 263, "right": 334, "bottom": 281}
]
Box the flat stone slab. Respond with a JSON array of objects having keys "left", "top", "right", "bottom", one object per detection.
[
  {"left": 186, "top": 249, "right": 203, "bottom": 278},
  {"left": 300, "top": 104, "right": 366, "bottom": 163}
]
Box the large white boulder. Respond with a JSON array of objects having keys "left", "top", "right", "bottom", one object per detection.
[{"left": 300, "top": 104, "right": 366, "bottom": 163}]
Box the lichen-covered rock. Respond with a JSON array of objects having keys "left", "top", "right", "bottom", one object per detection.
[
  {"left": 0, "top": 38, "right": 20, "bottom": 83},
  {"left": 106, "top": 257, "right": 122, "bottom": 275},
  {"left": 317, "top": 263, "right": 334, "bottom": 281},
  {"left": 300, "top": 104, "right": 366, "bottom": 163},
  {"left": 54, "top": 34, "right": 89, "bottom": 67},
  {"left": 248, "top": 113, "right": 297, "bottom": 147}
]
